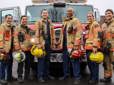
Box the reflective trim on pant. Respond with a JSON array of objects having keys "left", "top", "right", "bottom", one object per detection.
[
  {"left": 104, "top": 71, "right": 112, "bottom": 78},
  {"left": 71, "top": 59, "right": 81, "bottom": 80}
]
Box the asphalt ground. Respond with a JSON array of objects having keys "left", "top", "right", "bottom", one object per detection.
[{"left": 5, "top": 61, "right": 114, "bottom": 85}]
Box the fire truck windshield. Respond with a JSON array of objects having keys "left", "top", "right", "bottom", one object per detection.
[
  {"left": 0, "top": 7, "right": 21, "bottom": 25},
  {"left": 26, "top": 4, "right": 93, "bottom": 23}
]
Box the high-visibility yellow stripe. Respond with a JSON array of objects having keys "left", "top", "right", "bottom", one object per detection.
[
  {"left": 0, "top": 42, "right": 4, "bottom": 48},
  {"left": 85, "top": 45, "right": 93, "bottom": 50},
  {"left": 104, "top": 71, "right": 112, "bottom": 78}
]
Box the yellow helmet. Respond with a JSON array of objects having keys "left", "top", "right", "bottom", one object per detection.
[
  {"left": 89, "top": 52, "right": 104, "bottom": 63},
  {"left": 12, "top": 51, "right": 26, "bottom": 62},
  {"left": 31, "top": 45, "right": 46, "bottom": 58}
]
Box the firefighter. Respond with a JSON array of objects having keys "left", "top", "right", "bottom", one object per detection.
[
  {"left": 100, "top": 9, "right": 114, "bottom": 83},
  {"left": 35, "top": 9, "right": 52, "bottom": 82},
  {"left": 0, "top": 14, "right": 17, "bottom": 84},
  {"left": 63, "top": 7, "right": 82, "bottom": 84},
  {"left": 15, "top": 15, "right": 32, "bottom": 83},
  {"left": 85, "top": 12, "right": 102, "bottom": 84}
]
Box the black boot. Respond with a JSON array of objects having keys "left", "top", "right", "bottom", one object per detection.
[
  {"left": 100, "top": 78, "right": 111, "bottom": 83},
  {"left": 17, "top": 77, "right": 24, "bottom": 83},
  {"left": 74, "top": 79, "right": 81, "bottom": 85},
  {"left": 38, "top": 78, "right": 45, "bottom": 83},
  {"left": 0, "top": 80, "right": 8, "bottom": 85},
  {"left": 7, "top": 77, "right": 17, "bottom": 82},
  {"left": 88, "top": 80, "right": 98, "bottom": 84}
]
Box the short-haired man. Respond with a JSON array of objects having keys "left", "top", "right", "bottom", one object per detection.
[
  {"left": 63, "top": 7, "right": 82, "bottom": 84},
  {"left": 100, "top": 9, "right": 114, "bottom": 83},
  {"left": 0, "top": 14, "right": 16, "bottom": 84}
]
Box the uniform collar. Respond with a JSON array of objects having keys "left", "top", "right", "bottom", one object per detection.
[
  {"left": 20, "top": 24, "right": 28, "bottom": 29},
  {"left": 4, "top": 23, "right": 12, "bottom": 28},
  {"left": 105, "top": 18, "right": 114, "bottom": 25},
  {"left": 41, "top": 18, "right": 48, "bottom": 23},
  {"left": 64, "top": 16, "right": 75, "bottom": 21},
  {"left": 87, "top": 20, "right": 95, "bottom": 25}
]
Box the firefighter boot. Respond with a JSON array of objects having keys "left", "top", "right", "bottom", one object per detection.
[{"left": 100, "top": 78, "right": 112, "bottom": 83}]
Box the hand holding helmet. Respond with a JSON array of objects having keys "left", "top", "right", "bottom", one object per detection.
[
  {"left": 70, "top": 40, "right": 81, "bottom": 59},
  {"left": 30, "top": 37, "right": 38, "bottom": 45},
  {"left": 89, "top": 42, "right": 104, "bottom": 63},
  {"left": 30, "top": 45, "right": 46, "bottom": 58},
  {"left": 71, "top": 50, "right": 81, "bottom": 59},
  {"left": 0, "top": 52, "right": 7, "bottom": 60},
  {"left": 89, "top": 52, "right": 104, "bottom": 63},
  {"left": 0, "top": 48, "right": 9, "bottom": 60}
]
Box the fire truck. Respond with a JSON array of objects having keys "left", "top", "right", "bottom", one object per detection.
[
  {"left": 0, "top": 0, "right": 100, "bottom": 76},
  {"left": 26, "top": 0, "right": 100, "bottom": 34}
]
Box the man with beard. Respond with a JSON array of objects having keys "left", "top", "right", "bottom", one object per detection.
[{"left": 63, "top": 7, "right": 82, "bottom": 84}]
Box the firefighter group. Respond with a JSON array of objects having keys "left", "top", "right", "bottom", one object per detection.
[{"left": 0, "top": 7, "right": 114, "bottom": 85}]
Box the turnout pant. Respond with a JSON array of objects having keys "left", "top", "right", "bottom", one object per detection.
[{"left": 103, "top": 52, "right": 113, "bottom": 79}]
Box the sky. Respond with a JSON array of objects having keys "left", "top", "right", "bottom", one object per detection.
[{"left": 0, "top": 0, "right": 114, "bottom": 15}]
